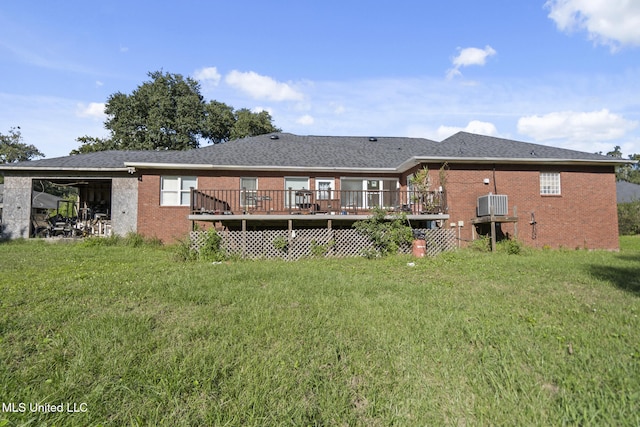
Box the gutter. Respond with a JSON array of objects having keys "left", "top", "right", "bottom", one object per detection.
[
  {"left": 127, "top": 156, "right": 635, "bottom": 174},
  {"left": 397, "top": 156, "right": 635, "bottom": 171},
  {"left": 123, "top": 162, "right": 399, "bottom": 174},
  {"left": 0, "top": 166, "right": 131, "bottom": 172}
]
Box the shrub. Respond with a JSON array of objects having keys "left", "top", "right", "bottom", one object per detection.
[
  {"left": 272, "top": 236, "right": 289, "bottom": 253},
  {"left": 198, "top": 228, "right": 226, "bottom": 262},
  {"left": 618, "top": 201, "right": 640, "bottom": 235},
  {"left": 172, "top": 238, "right": 198, "bottom": 262},
  {"left": 353, "top": 207, "right": 413, "bottom": 257},
  {"left": 470, "top": 235, "right": 491, "bottom": 252},
  {"left": 498, "top": 238, "right": 523, "bottom": 255}
]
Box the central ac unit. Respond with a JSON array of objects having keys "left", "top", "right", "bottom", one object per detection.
[{"left": 477, "top": 194, "right": 508, "bottom": 217}]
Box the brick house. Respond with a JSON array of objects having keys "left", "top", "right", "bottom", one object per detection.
[{"left": 0, "top": 132, "right": 626, "bottom": 249}]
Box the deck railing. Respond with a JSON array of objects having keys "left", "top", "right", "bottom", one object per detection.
[{"left": 190, "top": 188, "right": 445, "bottom": 216}]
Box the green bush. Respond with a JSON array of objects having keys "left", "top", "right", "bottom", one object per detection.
[
  {"left": 470, "top": 235, "right": 491, "bottom": 252},
  {"left": 172, "top": 238, "right": 198, "bottom": 262},
  {"left": 498, "top": 238, "right": 524, "bottom": 255},
  {"left": 353, "top": 207, "right": 413, "bottom": 256},
  {"left": 198, "top": 228, "right": 226, "bottom": 261},
  {"left": 618, "top": 201, "right": 640, "bottom": 235},
  {"left": 272, "top": 236, "right": 289, "bottom": 253}
]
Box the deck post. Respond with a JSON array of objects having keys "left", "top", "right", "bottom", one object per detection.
[
  {"left": 242, "top": 219, "right": 247, "bottom": 257},
  {"left": 490, "top": 206, "right": 497, "bottom": 252}
]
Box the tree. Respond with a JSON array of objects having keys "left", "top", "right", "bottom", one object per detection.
[
  {"left": 70, "top": 136, "right": 119, "bottom": 155},
  {"left": 71, "top": 71, "right": 281, "bottom": 154},
  {"left": 105, "top": 71, "right": 206, "bottom": 151},
  {"left": 604, "top": 146, "right": 640, "bottom": 184},
  {"left": 0, "top": 127, "right": 44, "bottom": 164},
  {"left": 231, "top": 109, "right": 280, "bottom": 140},
  {"left": 203, "top": 101, "right": 235, "bottom": 144}
]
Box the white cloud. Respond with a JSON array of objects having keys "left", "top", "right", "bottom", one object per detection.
[
  {"left": 225, "top": 70, "right": 304, "bottom": 101},
  {"left": 517, "top": 109, "right": 638, "bottom": 141},
  {"left": 545, "top": 0, "right": 640, "bottom": 50},
  {"left": 193, "top": 66, "right": 221, "bottom": 87},
  {"left": 251, "top": 106, "right": 273, "bottom": 115},
  {"left": 296, "top": 114, "right": 314, "bottom": 126},
  {"left": 436, "top": 120, "right": 499, "bottom": 140},
  {"left": 76, "top": 102, "right": 105, "bottom": 120},
  {"left": 447, "top": 46, "right": 496, "bottom": 79}
]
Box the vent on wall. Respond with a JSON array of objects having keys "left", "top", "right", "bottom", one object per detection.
[{"left": 477, "top": 194, "right": 508, "bottom": 217}]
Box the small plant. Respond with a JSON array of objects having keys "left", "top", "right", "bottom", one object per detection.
[
  {"left": 272, "top": 236, "right": 289, "bottom": 253},
  {"left": 199, "top": 228, "right": 226, "bottom": 261},
  {"left": 470, "top": 235, "right": 491, "bottom": 252},
  {"left": 310, "top": 239, "right": 334, "bottom": 257},
  {"left": 172, "top": 238, "right": 198, "bottom": 262},
  {"left": 498, "top": 238, "right": 523, "bottom": 255}
]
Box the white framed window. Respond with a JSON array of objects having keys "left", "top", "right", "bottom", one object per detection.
[
  {"left": 161, "top": 176, "right": 196, "bottom": 206},
  {"left": 340, "top": 178, "right": 399, "bottom": 208},
  {"left": 240, "top": 177, "right": 258, "bottom": 207},
  {"left": 285, "top": 177, "right": 310, "bottom": 207},
  {"left": 316, "top": 178, "right": 335, "bottom": 200},
  {"left": 540, "top": 172, "right": 561, "bottom": 195}
]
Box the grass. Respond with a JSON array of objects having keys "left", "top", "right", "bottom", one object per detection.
[{"left": 0, "top": 237, "right": 639, "bottom": 426}]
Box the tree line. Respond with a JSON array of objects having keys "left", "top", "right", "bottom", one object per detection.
[
  {"left": 72, "top": 71, "right": 279, "bottom": 154},
  {"left": 1, "top": 70, "right": 280, "bottom": 164}
]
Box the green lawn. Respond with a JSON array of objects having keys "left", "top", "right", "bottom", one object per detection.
[{"left": 0, "top": 237, "right": 639, "bottom": 426}]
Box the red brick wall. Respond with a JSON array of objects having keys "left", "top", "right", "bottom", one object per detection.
[
  {"left": 136, "top": 166, "right": 619, "bottom": 249},
  {"left": 136, "top": 174, "right": 194, "bottom": 243},
  {"left": 442, "top": 164, "right": 619, "bottom": 250}
]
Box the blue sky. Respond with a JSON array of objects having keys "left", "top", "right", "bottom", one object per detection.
[{"left": 1, "top": 0, "right": 639, "bottom": 159}]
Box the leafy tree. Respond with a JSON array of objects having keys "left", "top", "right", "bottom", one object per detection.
[
  {"left": 231, "top": 109, "right": 279, "bottom": 140},
  {"left": 71, "top": 71, "right": 280, "bottom": 154},
  {"left": 0, "top": 127, "right": 44, "bottom": 164},
  {"left": 0, "top": 127, "right": 45, "bottom": 184},
  {"left": 203, "top": 101, "right": 235, "bottom": 144},
  {"left": 70, "top": 136, "right": 119, "bottom": 154},
  {"left": 602, "top": 146, "right": 640, "bottom": 184},
  {"left": 105, "top": 71, "right": 206, "bottom": 151}
]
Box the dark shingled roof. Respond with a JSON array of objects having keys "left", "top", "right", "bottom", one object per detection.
[
  {"left": 440, "top": 132, "right": 612, "bottom": 161},
  {"left": 0, "top": 131, "right": 620, "bottom": 171},
  {"left": 616, "top": 180, "right": 640, "bottom": 203}
]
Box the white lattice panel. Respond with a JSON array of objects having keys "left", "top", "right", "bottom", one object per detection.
[{"left": 190, "top": 227, "right": 456, "bottom": 260}]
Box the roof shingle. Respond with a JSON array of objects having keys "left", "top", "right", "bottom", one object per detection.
[{"left": 0, "top": 131, "right": 619, "bottom": 171}]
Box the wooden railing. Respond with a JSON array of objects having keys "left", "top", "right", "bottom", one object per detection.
[{"left": 191, "top": 189, "right": 445, "bottom": 216}]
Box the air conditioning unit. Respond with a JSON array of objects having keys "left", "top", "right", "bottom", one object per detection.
[{"left": 477, "top": 194, "right": 508, "bottom": 217}]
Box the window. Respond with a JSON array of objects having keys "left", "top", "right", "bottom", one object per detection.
[
  {"left": 340, "top": 178, "right": 399, "bottom": 208},
  {"left": 316, "top": 178, "right": 334, "bottom": 200},
  {"left": 540, "top": 172, "right": 561, "bottom": 195},
  {"left": 240, "top": 177, "right": 258, "bottom": 207},
  {"left": 161, "top": 176, "right": 196, "bottom": 206}
]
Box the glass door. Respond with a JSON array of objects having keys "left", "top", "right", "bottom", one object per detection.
[{"left": 366, "top": 180, "right": 381, "bottom": 208}]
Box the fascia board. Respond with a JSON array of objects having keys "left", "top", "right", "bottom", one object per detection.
[
  {"left": 123, "top": 162, "right": 398, "bottom": 174},
  {"left": 0, "top": 166, "right": 130, "bottom": 172},
  {"left": 397, "top": 156, "right": 634, "bottom": 172}
]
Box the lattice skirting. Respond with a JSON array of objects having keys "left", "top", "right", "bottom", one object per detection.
[{"left": 190, "top": 228, "right": 456, "bottom": 260}]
